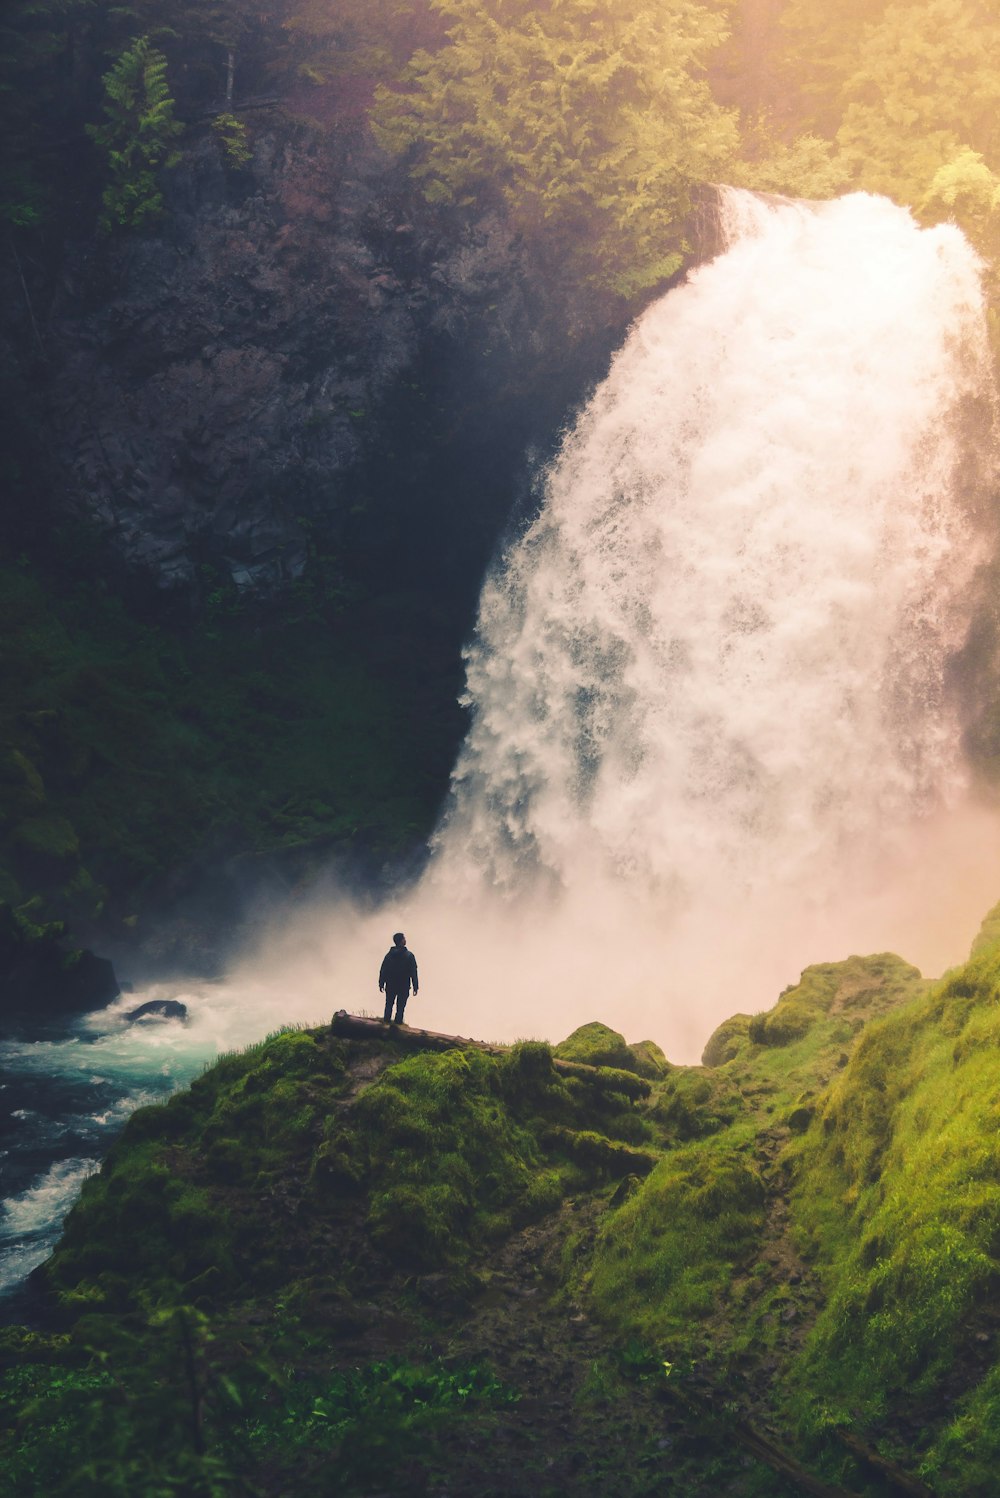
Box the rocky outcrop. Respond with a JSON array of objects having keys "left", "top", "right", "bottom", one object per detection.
[
  {"left": 0, "top": 903, "right": 119, "bottom": 1024},
  {"left": 46, "top": 115, "right": 633, "bottom": 604}
]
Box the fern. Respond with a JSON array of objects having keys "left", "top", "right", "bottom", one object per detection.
[{"left": 86, "top": 36, "right": 182, "bottom": 234}]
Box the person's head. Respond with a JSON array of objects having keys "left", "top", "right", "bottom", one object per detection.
[{"left": 393, "top": 932, "right": 406, "bottom": 947}]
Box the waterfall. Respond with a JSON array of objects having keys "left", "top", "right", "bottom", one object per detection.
[
  {"left": 435, "top": 191, "right": 992, "bottom": 897},
  {"left": 403, "top": 190, "right": 999, "bottom": 1055}
]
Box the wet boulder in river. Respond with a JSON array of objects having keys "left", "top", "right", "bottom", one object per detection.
[{"left": 126, "top": 999, "right": 188, "bottom": 1023}]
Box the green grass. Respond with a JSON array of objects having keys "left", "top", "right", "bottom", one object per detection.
[
  {"left": 6, "top": 1024, "right": 673, "bottom": 1493},
  {"left": 586, "top": 1128, "right": 767, "bottom": 1350},
  {"left": 39, "top": 1031, "right": 658, "bottom": 1313},
  {"left": 783, "top": 947, "right": 1000, "bottom": 1486},
  {"left": 17, "top": 939, "right": 1000, "bottom": 1494}
]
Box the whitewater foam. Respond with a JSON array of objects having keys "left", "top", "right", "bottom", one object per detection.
[{"left": 0, "top": 1158, "right": 99, "bottom": 1295}]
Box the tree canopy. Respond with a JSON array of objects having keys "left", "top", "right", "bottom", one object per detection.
[
  {"left": 372, "top": 0, "right": 739, "bottom": 293},
  {"left": 87, "top": 37, "right": 182, "bottom": 233},
  {"left": 773, "top": 0, "right": 1000, "bottom": 247},
  {"left": 7, "top": 0, "right": 1000, "bottom": 279}
]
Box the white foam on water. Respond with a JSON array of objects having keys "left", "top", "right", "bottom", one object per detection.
[{"left": 0, "top": 1158, "right": 99, "bottom": 1294}]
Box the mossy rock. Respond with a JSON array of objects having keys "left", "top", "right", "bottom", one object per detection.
[
  {"left": 650, "top": 1069, "right": 745, "bottom": 1140},
  {"left": 13, "top": 814, "right": 80, "bottom": 862},
  {"left": 628, "top": 1038, "right": 670, "bottom": 1077},
  {"left": 554, "top": 1021, "right": 666, "bottom": 1079},
  {"left": 0, "top": 901, "right": 118, "bottom": 1018},
  {"left": 701, "top": 1012, "right": 752, "bottom": 1067},
  {"left": 748, "top": 954, "right": 924, "bottom": 1048},
  {"left": 969, "top": 897, "right": 1000, "bottom": 959}
]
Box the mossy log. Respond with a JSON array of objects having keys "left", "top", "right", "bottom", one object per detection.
[
  {"left": 555, "top": 1057, "right": 652, "bottom": 1099},
  {"left": 663, "top": 1381, "right": 860, "bottom": 1498},
  {"left": 728, "top": 1418, "right": 861, "bottom": 1498},
  {"left": 329, "top": 1011, "right": 651, "bottom": 1097},
  {"left": 836, "top": 1430, "right": 936, "bottom": 1498},
  {"left": 331, "top": 1010, "right": 508, "bottom": 1055},
  {"left": 542, "top": 1124, "right": 657, "bottom": 1177}
]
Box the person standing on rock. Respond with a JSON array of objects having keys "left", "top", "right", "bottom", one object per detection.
[{"left": 379, "top": 932, "right": 418, "bottom": 1025}]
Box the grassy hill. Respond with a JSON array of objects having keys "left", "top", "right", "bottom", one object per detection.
[{"left": 7, "top": 918, "right": 1000, "bottom": 1494}]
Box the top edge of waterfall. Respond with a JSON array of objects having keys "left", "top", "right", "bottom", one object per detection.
[
  {"left": 715, "top": 184, "right": 986, "bottom": 264},
  {"left": 715, "top": 184, "right": 798, "bottom": 246}
]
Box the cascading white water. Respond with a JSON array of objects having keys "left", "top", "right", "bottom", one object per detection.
[{"left": 435, "top": 191, "right": 993, "bottom": 903}]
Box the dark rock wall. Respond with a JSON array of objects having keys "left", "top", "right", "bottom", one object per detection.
[{"left": 47, "top": 116, "right": 631, "bottom": 613}]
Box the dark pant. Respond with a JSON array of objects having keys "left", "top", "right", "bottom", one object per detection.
[{"left": 383, "top": 987, "right": 408, "bottom": 1023}]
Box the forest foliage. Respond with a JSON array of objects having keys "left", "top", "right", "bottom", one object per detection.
[
  {"left": 370, "top": 0, "right": 738, "bottom": 293},
  {"left": 86, "top": 38, "right": 182, "bottom": 233},
  {"left": 772, "top": 0, "right": 1000, "bottom": 246},
  {"left": 7, "top": 0, "right": 1000, "bottom": 280}
]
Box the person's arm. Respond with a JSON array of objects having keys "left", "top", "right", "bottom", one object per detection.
[
  {"left": 378, "top": 954, "right": 388, "bottom": 992},
  {"left": 410, "top": 953, "right": 418, "bottom": 994}
]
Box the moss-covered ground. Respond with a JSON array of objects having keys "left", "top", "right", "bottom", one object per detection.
[{"left": 9, "top": 927, "right": 1000, "bottom": 1495}]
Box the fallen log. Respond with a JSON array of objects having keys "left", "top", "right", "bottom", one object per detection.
[
  {"left": 836, "top": 1430, "right": 936, "bottom": 1498},
  {"left": 328, "top": 1011, "right": 651, "bottom": 1097},
  {"left": 554, "top": 1057, "right": 651, "bottom": 1099},
  {"left": 728, "top": 1416, "right": 861, "bottom": 1498},
  {"left": 331, "top": 1010, "right": 506, "bottom": 1055},
  {"left": 662, "top": 1381, "right": 860, "bottom": 1498}
]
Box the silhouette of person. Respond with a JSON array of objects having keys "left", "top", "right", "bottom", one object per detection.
[{"left": 379, "top": 932, "right": 418, "bottom": 1025}]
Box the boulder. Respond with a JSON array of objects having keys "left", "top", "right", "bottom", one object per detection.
[
  {"left": 553, "top": 1021, "right": 666, "bottom": 1079},
  {"left": 126, "top": 999, "right": 188, "bottom": 1023}
]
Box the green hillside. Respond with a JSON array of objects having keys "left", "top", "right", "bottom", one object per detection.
[{"left": 8, "top": 917, "right": 1000, "bottom": 1494}]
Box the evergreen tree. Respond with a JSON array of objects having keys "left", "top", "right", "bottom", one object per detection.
[
  {"left": 778, "top": 0, "right": 889, "bottom": 135},
  {"left": 833, "top": 0, "right": 1000, "bottom": 203},
  {"left": 283, "top": 0, "right": 437, "bottom": 84},
  {"left": 777, "top": 0, "right": 1000, "bottom": 215},
  {"left": 372, "top": 0, "right": 738, "bottom": 293},
  {"left": 86, "top": 36, "right": 182, "bottom": 233}
]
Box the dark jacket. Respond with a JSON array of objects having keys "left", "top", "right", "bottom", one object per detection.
[{"left": 379, "top": 946, "right": 418, "bottom": 995}]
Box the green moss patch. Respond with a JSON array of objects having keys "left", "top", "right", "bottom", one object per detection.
[
  {"left": 554, "top": 1021, "right": 668, "bottom": 1079},
  {"left": 784, "top": 945, "right": 1000, "bottom": 1484},
  {"left": 588, "top": 1136, "right": 768, "bottom": 1348},
  {"left": 40, "top": 1028, "right": 659, "bottom": 1314}
]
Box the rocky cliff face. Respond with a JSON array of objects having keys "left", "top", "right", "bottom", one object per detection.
[{"left": 46, "top": 115, "right": 632, "bottom": 611}]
